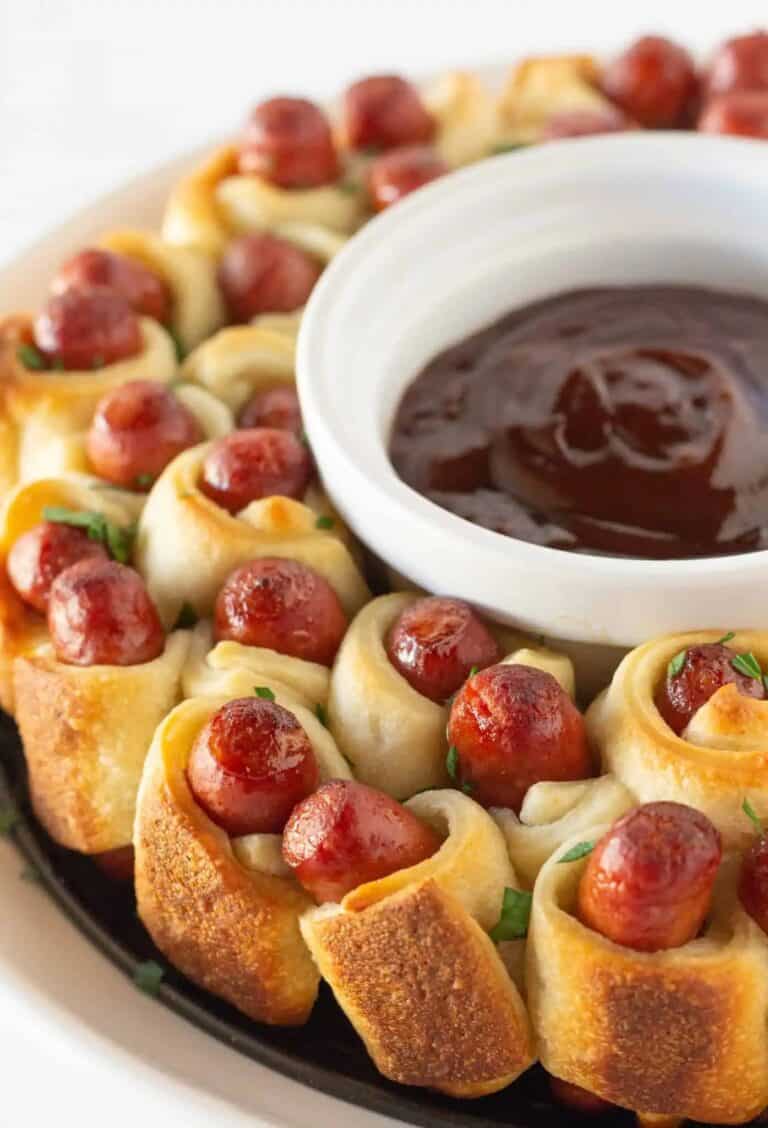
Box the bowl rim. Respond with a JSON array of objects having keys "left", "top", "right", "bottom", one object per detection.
[{"left": 297, "top": 131, "right": 768, "bottom": 594}]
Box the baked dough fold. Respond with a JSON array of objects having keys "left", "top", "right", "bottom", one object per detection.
[
  {"left": 134, "top": 692, "right": 351, "bottom": 1025},
  {"left": 587, "top": 631, "right": 768, "bottom": 848},
  {"left": 300, "top": 790, "right": 534, "bottom": 1096},
  {"left": 527, "top": 837, "right": 768, "bottom": 1123}
]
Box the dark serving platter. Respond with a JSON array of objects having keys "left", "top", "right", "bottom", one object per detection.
[{"left": 0, "top": 709, "right": 735, "bottom": 1128}]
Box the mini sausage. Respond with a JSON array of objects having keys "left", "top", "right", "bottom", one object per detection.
[
  {"left": 7, "top": 521, "right": 109, "bottom": 613},
  {"left": 51, "top": 248, "right": 172, "bottom": 324},
  {"left": 238, "top": 96, "right": 340, "bottom": 188},
  {"left": 238, "top": 384, "right": 303, "bottom": 435},
  {"left": 86, "top": 379, "right": 204, "bottom": 489},
  {"left": 282, "top": 779, "right": 441, "bottom": 903},
  {"left": 186, "top": 696, "right": 319, "bottom": 837},
  {"left": 577, "top": 801, "right": 722, "bottom": 952},
  {"left": 34, "top": 285, "right": 142, "bottom": 370},
  {"left": 385, "top": 595, "right": 499, "bottom": 702},
  {"left": 47, "top": 558, "right": 165, "bottom": 667},
  {"left": 601, "top": 35, "right": 699, "bottom": 128},
  {"left": 654, "top": 641, "right": 765, "bottom": 735},
  {"left": 367, "top": 145, "right": 449, "bottom": 211},
  {"left": 214, "top": 557, "right": 348, "bottom": 666},
  {"left": 199, "top": 428, "right": 313, "bottom": 513},
  {"left": 342, "top": 75, "right": 435, "bottom": 151},
  {"left": 447, "top": 663, "right": 592, "bottom": 810},
  {"left": 706, "top": 30, "right": 768, "bottom": 98},
  {"left": 738, "top": 832, "right": 768, "bottom": 935},
  {"left": 699, "top": 91, "right": 768, "bottom": 137},
  {"left": 217, "top": 233, "right": 322, "bottom": 323}
]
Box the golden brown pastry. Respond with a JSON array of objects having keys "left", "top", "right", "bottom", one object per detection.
[
  {"left": 98, "top": 229, "right": 225, "bottom": 352},
  {"left": 498, "top": 54, "right": 613, "bottom": 142},
  {"left": 136, "top": 440, "right": 369, "bottom": 630},
  {"left": 180, "top": 324, "right": 296, "bottom": 415},
  {"left": 527, "top": 833, "right": 768, "bottom": 1124},
  {"left": 300, "top": 789, "right": 535, "bottom": 1096},
  {"left": 587, "top": 630, "right": 768, "bottom": 848},
  {"left": 162, "top": 145, "right": 363, "bottom": 257},
  {"left": 0, "top": 314, "right": 177, "bottom": 495},
  {"left": 134, "top": 691, "right": 352, "bottom": 1024},
  {"left": 327, "top": 592, "right": 536, "bottom": 799},
  {"left": 422, "top": 71, "right": 502, "bottom": 166}
]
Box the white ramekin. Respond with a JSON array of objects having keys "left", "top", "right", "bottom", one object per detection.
[{"left": 297, "top": 134, "right": 768, "bottom": 650}]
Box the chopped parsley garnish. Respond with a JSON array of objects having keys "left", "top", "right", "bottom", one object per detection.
[
  {"left": 668, "top": 649, "right": 687, "bottom": 678},
  {"left": 42, "top": 506, "right": 136, "bottom": 564},
  {"left": 17, "top": 342, "right": 46, "bottom": 370},
  {"left": 254, "top": 686, "right": 276, "bottom": 701},
  {"left": 446, "top": 745, "right": 460, "bottom": 782},
  {"left": 489, "top": 887, "right": 533, "bottom": 942},
  {"left": 732, "top": 652, "right": 762, "bottom": 680},
  {"left": 0, "top": 803, "right": 20, "bottom": 835},
  {"left": 716, "top": 631, "right": 735, "bottom": 645},
  {"left": 315, "top": 514, "right": 335, "bottom": 530},
  {"left": 461, "top": 780, "right": 475, "bottom": 796},
  {"left": 468, "top": 665, "right": 479, "bottom": 678},
  {"left": 743, "top": 797, "right": 764, "bottom": 836},
  {"left": 173, "top": 602, "right": 198, "bottom": 630},
  {"left": 134, "top": 472, "right": 155, "bottom": 490},
  {"left": 168, "top": 329, "right": 185, "bottom": 362},
  {"left": 492, "top": 141, "right": 529, "bottom": 155},
  {"left": 557, "top": 840, "right": 595, "bottom": 864},
  {"left": 133, "top": 960, "right": 165, "bottom": 996},
  {"left": 315, "top": 703, "right": 329, "bottom": 727}
]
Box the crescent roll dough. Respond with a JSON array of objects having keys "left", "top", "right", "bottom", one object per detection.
[
  {"left": 134, "top": 692, "right": 351, "bottom": 1025},
  {"left": 301, "top": 790, "right": 534, "bottom": 1097},
  {"left": 0, "top": 314, "right": 177, "bottom": 494},
  {"left": 98, "top": 229, "right": 225, "bottom": 352},
  {"left": 423, "top": 71, "right": 502, "bottom": 167},
  {"left": 587, "top": 631, "right": 768, "bottom": 849},
  {"left": 0, "top": 473, "right": 144, "bottom": 712},
  {"left": 492, "top": 775, "right": 635, "bottom": 888},
  {"left": 328, "top": 594, "right": 541, "bottom": 799},
  {"left": 162, "top": 145, "right": 363, "bottom": 256},
  {"left": 180, "top": 324, "right": 295, "bottom": 414},
  {"left": 498, "top": 55, "right": 614, "bottom": 143},
  {"left": 527, "top": 837, "right": 768, "bottom": 1124},
  {"left": 136, "top": 442, "right": 369, "bottom": 629}
]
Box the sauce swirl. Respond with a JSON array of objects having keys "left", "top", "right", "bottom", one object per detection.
[{"left": 390, "top": 286, "right": 768, "bottom": 558}]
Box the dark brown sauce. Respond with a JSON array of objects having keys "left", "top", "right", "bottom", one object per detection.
[{"left": 389, "top": 286, "right": 768, "bottom": 559}]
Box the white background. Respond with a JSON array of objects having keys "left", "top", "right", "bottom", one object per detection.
[{"left": 1, "top": 0, "right": 767, "bottom": 1125}]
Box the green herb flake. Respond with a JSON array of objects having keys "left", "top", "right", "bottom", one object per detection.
[
  {"left": 169, "top": 329, "right": 185, "bottom": 362},
  {"left": 489, "top": 887, "right": 533, "bottom": 942},
  {"left": 299, "top": 430, "right": 310, "bottom": 449},
  {"left": 134, "top": 472, "right": 155, "bottom": 490},
  {"left": 315, "top": 703, "right": 329, "bottom": 728},
  {"left": 667, "top": 649, "right": 687, "bottom": 679},
  {"left": 446, "top": 745, "right": 459, "bottom": 782},
  {"left": 133, "top": 960, "right": 165, "bottom": 996},
  {"left": 468, "top": 665, "right": 479, "bottom": 678},
  {"left": 743, "top": 797, "right": 764, "bottom": 836},
  {"left": 461, "top": 781, "right": 475, "bottom": 796},
  {"left": 17, "top": 342, "right": 46, "bottom": 370},
  {"left": 557, "top": 840, "right": 595, "bottom": 864},
  {"left": 173, "top": 602, "right": 198, "bottom": 630},
  {"left": 42, "top": 506, "right": 135, "bottom": 564},
  {"left": 254, "top": 686, "right": 276, "bottom": 701},
  {"left": 716, "top": 631, "right": 735, "bottom": 645},
  {"left": 315, "top": 514, "right": 335, "bottom": 530},
  {"left": 0, "top": 804, "right": 20, "bottom": 835},
  {"left": 491, "top": 141, "right": 529, "bottom": 155},
  {"left": 733, "top": 652, "right": 763, "bottom": 681}
]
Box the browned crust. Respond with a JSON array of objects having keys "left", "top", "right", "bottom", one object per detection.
[
  {"left": 303, "top": 879, "right": 534, "bottom": 1096},
  {"left": 13, "top": 636, "right": 188, "bottom": 853},
  {"left": 134, "top": 710, "right": 319, "bottom": 1026},
  {"left": 0, "top": 569, "right": 45, "bottom": 713},
  {"left": 528, "top": 861, "right": 768, "bottom": 1124}
]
